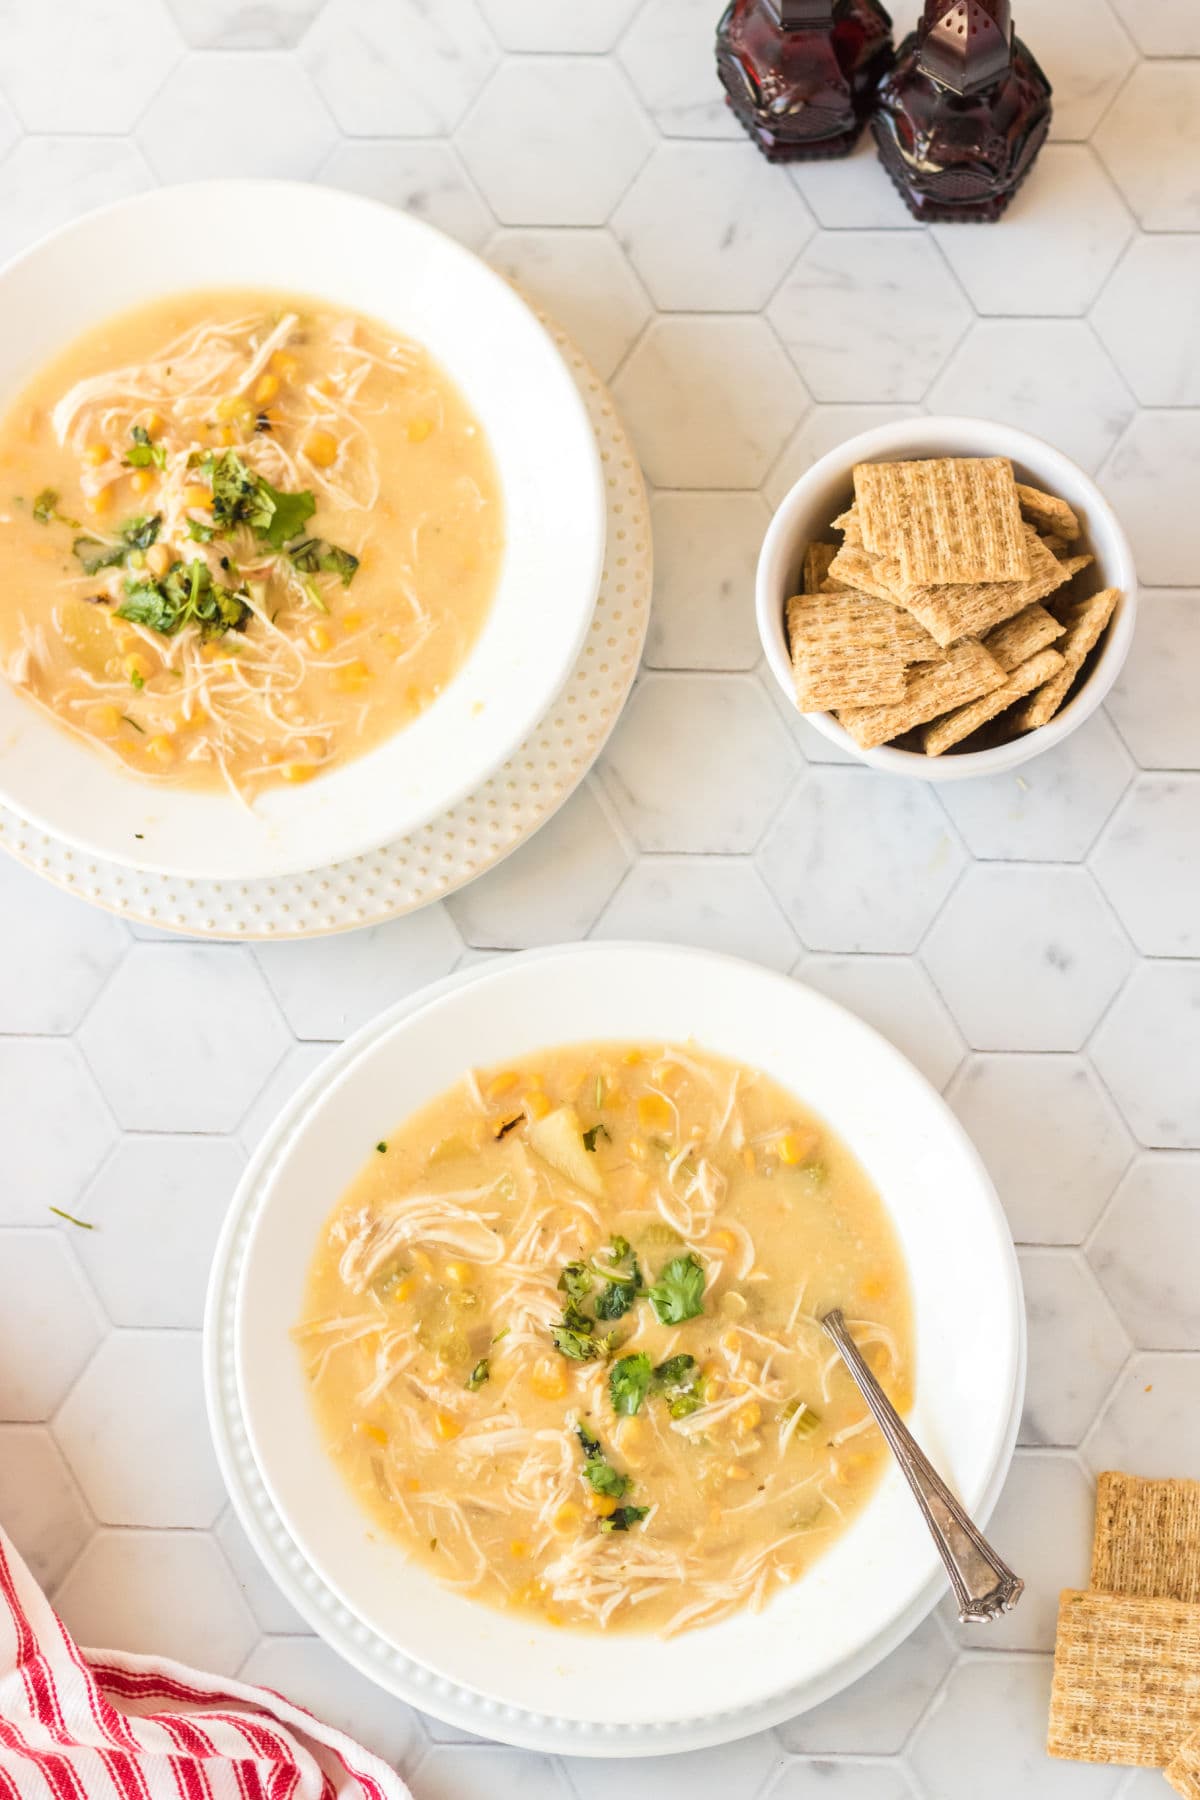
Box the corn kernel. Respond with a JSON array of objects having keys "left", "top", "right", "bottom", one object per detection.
[
  {"left": 341, "top": 609, "right": 363, "bottom": 631},
  {"left": 530, "top": 1359, "right": 567, "bottom": 1401},
  {"left": 388, "top": 1277, "right": 414, "bottom": 1304},
  {"left": 487, "top": 1071, "right": 519, "bottom": 1098},
  {"left": 332, "top": 659, "right": 370, "bottom": 693},
  {"left": 637, "top": 1093, "right": 672, "bottom": 1132},
  {"left": 710, "top": 1229, "right": 738, "bottom": 1253},
  {"left": 778, "top": 1129, "right": 818, "bottom": 1166},
  {"left": 525, "top": 1091, "right": 551, "bottom": 1120},
  {"left": 725, "top": 1463, "right": 752, "bottom": 1482},
  {"left": 183, "top": 484, "right": 211, "bottom": 510},
  {"left": 621, "top": 1048, "right": 643, "bottom": 1067},
  {"left": 253, "top": 372, "right": 280, "bottom": 405},
  {"left": 405, "top": 1477, "right": 420, "bottom": 1493},
  {"left": 709, "top": 1503, "right": 723, "bottom": 1526},
  {"left": 363, "top": 1424, "right": 388, "bottom": 1446},
  {"left": 509, "top": 1540, "right": 530, "bottom": 1560},
  {"left": 84, "top": 442, "right": 108, "bottom": 467},
  {"left": 315, "top": 374, "right": 336, "bottom": 396},
  {"left": 444, "top": 1262, "right": 474, "bottom": 1286},
  {"left": 407, "top": 416, "right": 434, "bottom": 444},
  {"left": 124, "top": 653, "right": 151, "bottom": 684},
  {"left": 279, "top": 763, "right": 318, "bottom": 784},
  {"left": 304, "top": 428, "right": 338, "bottom": 468},
  {"left": 85, "top": 704, "right": 122, "bottom": 739},
  {"left": 218, "top": 425, "right": 236, "bottom": 447},
  {"left": 860, "top": 1274, "right": 885, "bottom": 1302},
  {"left": 270, "top": 350, "right": 299, "bottom": 379},
  {"left": 85, "top": 489, "right": 111, "bottom": 517},
  {"left": 307, "top": 623, "right": 331, "bottom": 653},
  {"left": 144, "top": 735, "right": 175, "bottom": 765},
  {"left": 553, "top": 1503, "right": 582, "bottom": 1534},
  {"left": 129, "top": 469, "right": 154, "bottom": 495},
  {"left": 742, "top": 1147, "right": 756, "bottom": 1174},
  {"left": 144, "top": 412, "right": 163, "bottom": 435},
  {"left": 433, "top": 1411, "right": 461, "bottom": 1441},
  {"left": 215, "top": 394, "right": 253, "bottom": 424},
  {"left": 585, "top": 1491, "right": 618, "bottom": 1518},
  {"left": 736, "top": 1403, "right": 762, "bottom": 1434},
  {"left": 720, "top": 1329, "right": 740, "bottom": 1354}
]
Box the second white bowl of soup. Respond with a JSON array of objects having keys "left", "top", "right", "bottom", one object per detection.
[
  {"left": 0, "top": 183, "right": 605, "bottom": 878},
  {"left": 227, "top": 943, "right": 1024, "bottom": 1742}
]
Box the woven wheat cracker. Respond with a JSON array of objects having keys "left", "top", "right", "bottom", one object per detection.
[
  {"left": 786, "top": 589, "right": 908, "bottom": 710},
  {"left": 828, "top": 542, "right": 902, "bottom": 606},
  {"left": 1048, "top": 1589, "right": 1200, "bottom": 1766},
  {"left": 983, "top": 604, "right": 1065, "bottom": 673},
  {"left": 922, "top": 647, "right": 1065, "bottom": 757},
  {"left": 889, "top": 529, "right": 1082, "bottom": 648},
  {"left": 1011, "top": 587, "right": 1119, "bottom": 731},
  {"left": 803, "top": 542, "right": 841, "bottom": 594},
  {"left": 832, "top": 505, "right": 861, "bottom": 545},
  {"left": 1091, "top": 1472, "right": 1200, "bottom": 1604},
  {"left": 837, "top": 641, "right": 1005, "bottom": 751},
  {"left": 1167, "top": 1733, "right": 1200, "bottom": 1797},
  {"left": 854, "top": 456, "right": 1029, "bottom": 586},
  {"left": 1016, "top": 481, "right": 1080, "bottom": 541}
]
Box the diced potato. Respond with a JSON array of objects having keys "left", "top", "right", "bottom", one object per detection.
[{"left": 528, "top": 1104, "right": 603, "bottom": 1197}]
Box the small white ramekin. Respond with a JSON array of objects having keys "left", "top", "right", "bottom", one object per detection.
[{"left": 757, "top": 416, "right": 1138, "bottom": 780}]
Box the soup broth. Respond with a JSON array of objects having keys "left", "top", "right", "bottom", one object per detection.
[
  {"left": 299, "top": 1041, "right": 914, "bottom": 1637},
  {"left": 0, "top": 289, "right": 503, "bottom": 795}
]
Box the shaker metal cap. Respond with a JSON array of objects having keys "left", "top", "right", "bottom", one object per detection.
[{"left": 918, "top": 0, "right": 1013, "bottom": 94}]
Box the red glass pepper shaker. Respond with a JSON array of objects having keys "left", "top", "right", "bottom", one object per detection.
[
  {"left": 871, "top": 0, "right": 1052, "bottom": 221},
  {"left": 716, "top": 0, "right": 895, "bottom": 162}
]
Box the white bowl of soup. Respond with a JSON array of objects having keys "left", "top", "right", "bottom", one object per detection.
[
  {"left": 0, "top": 182, "right": 605, "bottom": 878},
  {"left": 224, "top": 943, "right": 1024, "bottom": 1742}
]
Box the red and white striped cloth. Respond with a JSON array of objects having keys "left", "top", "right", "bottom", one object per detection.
[{"left": 0, "top": 1525, "right": 413, "bottom": 1800}]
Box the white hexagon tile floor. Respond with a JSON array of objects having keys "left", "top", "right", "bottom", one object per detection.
[{"left": 0, "top": 3, "right": 1198, "bottom": 1798}]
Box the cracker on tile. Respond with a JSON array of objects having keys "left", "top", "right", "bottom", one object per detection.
[
  {"left": 1048, "top": 1589, "right": 1200, "bottom": 1767},
  {"left": 1091, "top": 1472, "right": 1200, "bottom": 1605}
]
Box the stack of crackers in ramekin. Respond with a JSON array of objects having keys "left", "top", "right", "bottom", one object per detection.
[
  {"left": 785, "top": 455, "right": 1120, "bottom": 757},
  {"left": 1049, "top": 1472, "right": 1200, "bottom": 1787}
]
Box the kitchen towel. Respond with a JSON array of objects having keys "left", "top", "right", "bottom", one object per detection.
[{"left": 0, "top": 1523, "right": 411, "bottom": 1800}]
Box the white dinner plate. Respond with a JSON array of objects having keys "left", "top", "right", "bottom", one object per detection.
[
  {"left": 0, "top": 182, "right": 605, "bottom": 879},
  {"left": 210, "top": 943, "right": 1026, "bottom": 1749}
]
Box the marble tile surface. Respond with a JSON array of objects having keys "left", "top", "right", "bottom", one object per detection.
[{"left": 1, "top": 5, "right": 1197, "bottom": 1796}]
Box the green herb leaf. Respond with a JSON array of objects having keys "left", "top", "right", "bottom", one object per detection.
[
  {"left": 466, "top": 1359, "right": 490, "bottom": 1392},
  {"left": 581, "top": 1123, "right": 610, "bottom": 1154},
  {"left": 584, "top": 1459, "right": 629, "bottom": 1500},
  {"left": 256, "top": 480, "right": 316, "bottom": 550},
  {"left": 550, "top": 1323, "right": 598, "bottom": 1361},
  {"left": 647, "top": 1253, "right": 706, "bottom": 1326},
  {"left": 289, "top": 536, "right": 360, "bottom": 585},
  {"left": 186, "top": 517, "right": 215, "bottom": 543},
  {"left": 557, "top": 1261, "right": 593, "bottom": 1307},
  {"left": 124, "top": 426, "right": 166, "bottom": 470},
  {"left": 653, "top": 1353, "right": 704, "bottom": 1417},
  {"left": 609, "top": 1351, "right": 653, "bottom": 1417},
  {"left": 599, "top": 1505, "right": 649, "bottom": 1534},
  {"left": 117, "top": 559, "right": 251, "bottom": 641},
  {"left": 33, "top": 488, "right": 59, "bottom": 524},
  {"left": 74, "top": 514, "right": 162, "bottom": 576},
  {"left": 375, "top": 1141, "right": 388, "bottom": 1154}
]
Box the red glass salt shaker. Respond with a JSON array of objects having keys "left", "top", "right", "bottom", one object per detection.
[
  {"left": 871, "top": 0, "right": 1052, "bottom": 221},
  {"left": 716, "top": 0, "right": 895, "bottom": 162}
]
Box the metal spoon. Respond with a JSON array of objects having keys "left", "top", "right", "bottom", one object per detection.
[{"left": 821, "top": 1308, "right": 1024, "bottom": 1624}]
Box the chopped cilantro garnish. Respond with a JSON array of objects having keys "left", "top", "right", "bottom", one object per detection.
[
  {"left": 609, "top": 1351, "right": 653, "bottom": 1417},
  {"left": 576, "top": 1424, "right": 638, "bottom": 1514},
  {"left": 582, "top": 1123, "right": 610, "bottom": 1154},
  {"left": 375, "top": 1141, "right": 388, "bottom": 1154},
  {"left": 466, "top": 1359, "right": 490, "bottom": 1392},
  {"left": 74, "top": 514, "right": 162, "bottom": 576},
  {"left": 599, "top": 1505, "right": 649, "bottom": 1534},
  {"left": 557, "top": 1261, "right": 593, "bottom": 1308},
  {"left": 186, "top": 516, "right": 215, "bottom": 543},
  {"left": 550, "top": 1322, "right": 598, "bottom": 1361},
  {"left": 648, "top": 1253, "right": 706, "bottom": 1326},
  {"left": 124, "top": 426, "right": 166, "bottom": 471},
  {"left": 289, "top": 536, "right": 359, "bottom": 586},
  {"left": 118, "top": 559, "right": 251, "bottom": 641},
  {"left": 653, "top": 1353, "right": 704, "bottom": 1417},
  {"left": 33, "top": 488, "right": 60, "bottom": 525},
  {"left": 130, "top": 669, "right": 144, "bottom": 691},
  {"left": 592, "top": 1234, "right": 641, "bottom": 1321}
]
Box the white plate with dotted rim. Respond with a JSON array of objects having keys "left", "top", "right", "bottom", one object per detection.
[
  {"left": 204, "top": 944, "right": 1027, "bottom": 1757},
  {"left": 0, "top": 316, "right": 649, "bottom": 938}
]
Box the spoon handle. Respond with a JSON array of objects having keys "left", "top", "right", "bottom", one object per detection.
[{"left": 821, "top": 1308, "right": 1024, "bottom": 1624}]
